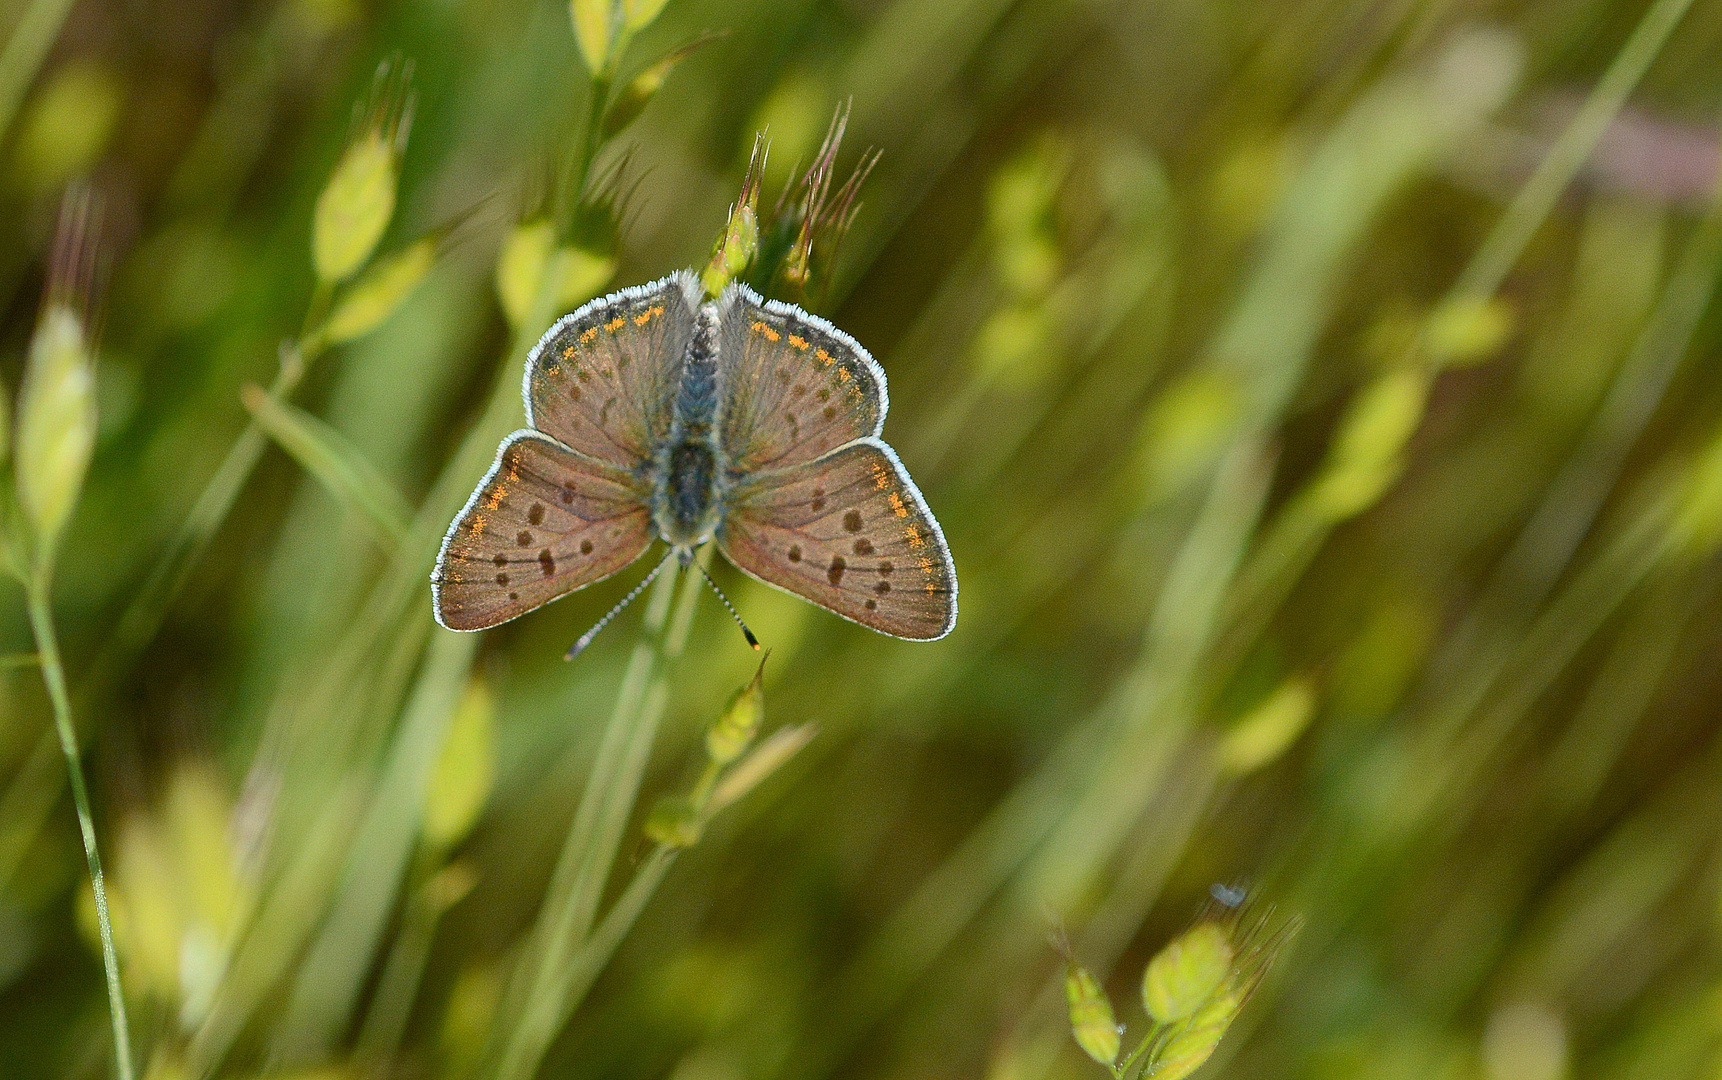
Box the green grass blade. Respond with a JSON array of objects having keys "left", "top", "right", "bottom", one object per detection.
[{"left": 241, "top": 383, "right": 413, "bottom": 545}]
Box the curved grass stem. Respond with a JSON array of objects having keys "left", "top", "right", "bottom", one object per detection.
[{"left": 25, "top": 575, "right": 134, "bottom": 1080}]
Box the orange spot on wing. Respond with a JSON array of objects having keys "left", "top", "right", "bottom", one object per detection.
[
  {"left": 561, "top": 345, "right": 576, "bottom": 359},
  {"left": 906, "top": 523, "right": 923, "bottom": 546},
  {"left": 788, "top": 334, "right": 809, "bottom": 350},
  {"left": 632, "top": 305, "right": 662, "bottom": 326},
  {"left": 605, "top": 316, "right": 627, "bottom": 332},
  {"left": 751, "top": 320, "right": 782, "bottom": 342},
  {"left": 888, "top": 492, "right": 908, "bottom": 518},
  {"left": 837, "top": 367, "right": 850, "bottom": 382},
  {"left": 919, "top": 555, "right": 934, "bottom": 574},
  {"left": 872, "top": 464, "right": 891, "bottom": 490},
  {"left": 580, "top": 327, "right": 599, "bottom": 344},
  {"left": 815, "top": 348, "right": 831, "bottom": 363}
]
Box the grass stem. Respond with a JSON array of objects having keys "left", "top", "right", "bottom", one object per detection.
[
  {"left": 1447, "top": 0, "right": 1700, "bottom": 304},
  {"left": 492, "top": 551, "right": 709, "bottom": 1080},
  {"left": 25, "top": 576, "right": 133, "bottom": 1080}
]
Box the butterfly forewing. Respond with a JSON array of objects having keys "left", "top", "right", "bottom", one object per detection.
[
  {"left": 717, "top": 287, "right": 885, "bottom": 472},
  {"left": 526, "top": 272, "right": 702, "bottom": 469},
  {"left": 433, "top": 432, "right": 655, "bottom": 631},
  {"left": 718, "top": 437, "right": 956, "bottom": 640}
]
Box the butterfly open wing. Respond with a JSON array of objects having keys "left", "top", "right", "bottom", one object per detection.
[
  {"left": 433, "top": 432, "right": 655, "bottom": 631},
  {"left": 718, "top": 437, "right": 956, "bottom": 640},
  {"left": 525, "top": 271, "right": 702, "bottom": 470},
  {"left": 716, "top": 286, "right": 886, "bottom": 472}
]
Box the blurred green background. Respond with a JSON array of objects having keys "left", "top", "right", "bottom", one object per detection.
[{"left": 1, "top": 0, "right": 1721, "bottom": 1077}]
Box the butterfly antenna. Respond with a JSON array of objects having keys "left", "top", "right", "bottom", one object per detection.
[
  {"left": 697, "top": 562, "right": 761, "bottom": 651},
  {"left": 566, "top": 549, "right": 674, "bottom": 660}
]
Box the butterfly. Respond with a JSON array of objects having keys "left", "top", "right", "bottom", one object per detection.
[{"left": 431, "top": 270, "right": 956, "bottom": 645}]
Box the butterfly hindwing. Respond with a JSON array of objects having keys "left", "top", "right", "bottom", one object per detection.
[
  {"left": 525, "top": 271, "right": 702, "bottom": 470},
  {"left": 717, "top": 437, "right": 956, "bottom": 640},
  {"left": 433, "top": 431, "right": 655, "bottom": 631},
  {"left": 716, "top": 286, "right": 886, "bottom": 472}
]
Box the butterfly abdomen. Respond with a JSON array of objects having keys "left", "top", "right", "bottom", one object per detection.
[{"left": 655, "top": 304, "right": 725, "bottom": 546}]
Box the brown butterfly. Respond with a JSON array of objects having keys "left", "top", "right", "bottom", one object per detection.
[{"left": 431, "top": 271, "right": 956, "bottom": 647}]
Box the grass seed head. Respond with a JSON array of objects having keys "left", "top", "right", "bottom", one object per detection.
[
  {"left": 496, "top": 219, "right": 616, "bottom": 328},
  {"left": 315, "top": 237, "right": 436, "bottom": 347},
  {"left": 16, "top": 305, "right": 95, "bottom": 554},
  {"left": 312, "top": 60, "right": 414, "bottom": 284},
  {"left": 1064, "top": 965, "right": 1121, "bottom": 1067},
  {"left": 703, "top": 134, "right": 767, "bottom": 297},
  {"left": 1219, "top": 676, "right": 1317, "bottom": 776},
  {"left": 313, "top": 131, "right": 397, "bottom": 284},
  {"left": 707, "top": 655, "right": 767, "bottom": 766},
  {"left": 646, "top": 794, "right": 704, "bottom": 848},
  {"left": 1150, "top": 989, "right": 1240, "bottom": 1080},
  {"left": 1142, "top": 922, "right": 1234, "bottom": 1025}
]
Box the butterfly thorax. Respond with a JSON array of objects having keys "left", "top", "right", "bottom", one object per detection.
[{"left": 652, "top": 304, "right": 727, "bottom": 548}]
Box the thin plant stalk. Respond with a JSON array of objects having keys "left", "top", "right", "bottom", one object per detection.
[
  {"left": 1447, "top": 0, "right": 1699, "bottom": 305},
  {"left": 25, "top": 574, "right": 134, "bottom": 1080},
  {"left": 491, "top": 555, "right": 708, "bottom": 1080}
]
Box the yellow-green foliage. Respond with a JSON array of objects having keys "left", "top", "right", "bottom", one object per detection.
[{"left": 1, "top": 3, "right": 1720, "bottom": 1080}]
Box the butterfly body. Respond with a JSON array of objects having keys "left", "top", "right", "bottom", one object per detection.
[
  {"left": 433, "top": 270, "right": 956, "bottom": 641},
  {"left": 653, "top": 305, "right": 727, "bottom": 550}
]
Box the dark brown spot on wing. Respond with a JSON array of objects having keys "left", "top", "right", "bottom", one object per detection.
[
  {"left": 539, "top": 549, "right": 556, "bottom": 576},
  {"left": 495, "top": 572, "right": 509, "bottom": 585},
  {"left": 874, "top": 580, "right": 891, "bottom": 595},
  {"left": 517, "top": 530, "right": 532, "bottom": 547},
  {"left": 580, "top": 539, "right": 594, "bottom": 555},
  {"left": 828, "top": 555, "right": 846, "bottom": 585},
  {"left": 865, "top": 599, "right": 877, "bottom": 611},
  {"left": 843, "top": 510, "right": 863, "bottom": 532},
  {"left": 879, "top": 561, "right": 893, "bottom": 574},
  {"left": 561, "top": 485, "right": 575, "bottom": 504},
  {"left": 528, "top": 503, "right": 544, "bottom": 525},
  {"left": 853, "top": 538, "right": 873, "bottom": 555},
  {"left": 494, "top": 554, "right": 508, "bottom": 567},
  {"left": 823, "top": 405, "right": 837, "bottom": 420},
  {"left": 787, "top": 545, "right": 801, "bottom": 562}
]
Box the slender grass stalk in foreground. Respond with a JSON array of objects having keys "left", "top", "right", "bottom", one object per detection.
[
  {"left": 26, "top": 577, "right": 134, "bottom": 1080},
  {"left": 8, "top": 199, "right": 131, "bottom": 1078},
  {"left": 1445, "top": 0, "right": 1699, "bottom": 306},
  {"left": 491, "top": 556, "right": 699, "bottom": 1080}
]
